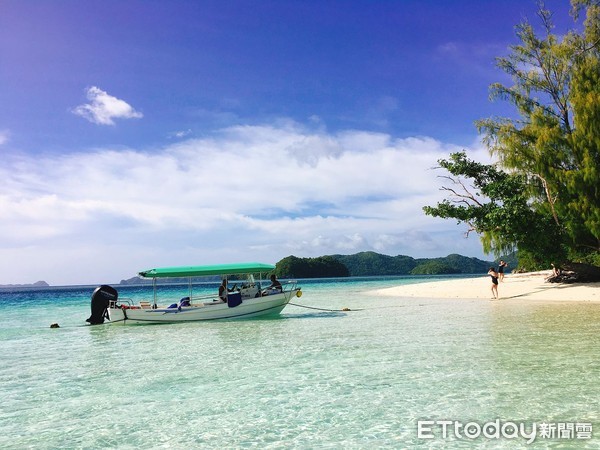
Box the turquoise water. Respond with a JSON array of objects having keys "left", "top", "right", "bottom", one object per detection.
[{"left": 1, "top": 276, "right": 598, "bottom": 449}]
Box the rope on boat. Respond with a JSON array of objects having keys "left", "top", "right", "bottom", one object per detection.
[{"left": 288, "top": 302, "right": 363, "bottom": 312}]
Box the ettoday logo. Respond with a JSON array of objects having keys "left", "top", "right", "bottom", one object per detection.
[{"left": 417, "top": 420, "right": 593, "bottom": 444}]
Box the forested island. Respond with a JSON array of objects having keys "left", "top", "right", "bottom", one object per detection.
[
  {"left": 271, "top": 252, "right": 500, "bottom": 278},
  {"left": 119, "top": 252, "right": 502, "bottom": 284},
  {"left": 2, "top": 252, "right": 505, "bottom": 287}
]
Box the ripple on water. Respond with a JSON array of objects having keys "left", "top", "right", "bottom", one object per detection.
[{"left": 0, "top": 285, "right": 598, "bottom": 448}]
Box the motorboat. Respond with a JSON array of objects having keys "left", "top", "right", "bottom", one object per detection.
[{"left": 86, "top": 262, "right": 301, "bottom": 325}]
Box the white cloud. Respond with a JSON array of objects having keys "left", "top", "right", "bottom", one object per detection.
[
  {"left": 0, "top": 122, "right": 491, "bottom": 285},
  {"left": 72, "top": 86, "right": 143, "bottom": 125},
  {"left": 0, "top": 129, "right": 9, "bottom": 145},
  {"left": 435, "top": 41, "right": 507, "bottom": 77},
  {"left": 169, "top": 129, "right": 193, "bottom": 139}
]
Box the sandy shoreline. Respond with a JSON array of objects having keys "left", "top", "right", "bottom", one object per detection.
[{"left": 371, "top": 271, "right": 600, "bottom": 302}]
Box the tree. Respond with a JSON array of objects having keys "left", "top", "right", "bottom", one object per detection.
[
  {"left": 332, "top": 251, "right": 417, "bottom": 275},
  {"left": 475, "top": 0, "right": 600, "bottom": 261},
  {"left": 274, "top": 255, "right": 350, "bottom": 278},
  {"left": 410, "top": 261, "right": 459, "bottom": 275},
  {"left": 423, "top": 152, "right": 565, "bottom": 269},
  {"left": 425, "top": 1, "right": 599, "bottom": 271},
  {"left": 568, "top": 1, "right": 600, "bottom": 260}
]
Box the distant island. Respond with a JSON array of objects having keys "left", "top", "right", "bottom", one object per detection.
[
  {"left": 0, "top": 252, "right": 509, "bottom": 287},
  {"left": 273, "top": 252, "right": 506, "bottom": 278},
  {"left": 118, "top": 252, "right": 510, "bottom": 284},
  {"left": 0, "top": 280, "right": 49, "bottom": 288}
]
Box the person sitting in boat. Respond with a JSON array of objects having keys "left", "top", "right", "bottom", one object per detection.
[
  {"left": 262, "top": 274, "right": 282, "bottom": 296},
  {"left": 218, "top": 279, "right": 233, "bottom": 302}
]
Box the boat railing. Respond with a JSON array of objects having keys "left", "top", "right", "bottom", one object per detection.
[
  {"left": 280, "top": 280, "right": 298, "bottom": 292},
  {"left": 283, "top": 280, "right": 298, "bottom": 289},
  {"left": 111, "top": 297, "right": 134, "bottom": 308},
  {"left": 258, "top": 280, "right": 299, "bottom": 297},
  {"left": 189, "top": 280, "right": 299, "bottom": 303},
  {"left": 189, "top": 293, "right": 221, "bottom": 304},
  {"left": 110, "top": 280, "right": 300, "bottom": 309}
]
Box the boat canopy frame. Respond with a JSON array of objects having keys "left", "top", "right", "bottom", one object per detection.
[
  {"left": 138, "top": 262, "right": 276, "bottom": 307},
  {"left": 139, "top": 262, "right": 275, "bottom": 279}
]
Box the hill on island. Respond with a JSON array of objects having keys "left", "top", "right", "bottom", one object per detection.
[
  {"left": 118, "top": 252, "right": 501, "bottom": 284},
  {"left": 274, "top": 252, "right": 497, "bottom": 278},
  {"left": 0, "top": 280, "right": 49, "bottom": 288}
]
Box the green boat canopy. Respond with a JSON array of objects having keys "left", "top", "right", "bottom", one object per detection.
[{"left": 138, "top": 262, "right": 275, "bottom": 279}]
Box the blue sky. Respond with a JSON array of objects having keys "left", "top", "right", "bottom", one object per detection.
[{"left": 0, "top": 0, "right": 575, "bottom": 285}]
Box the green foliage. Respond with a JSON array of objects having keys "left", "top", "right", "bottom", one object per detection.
[
  {"left": 569, "top": 50, "right": 600, "bottom": 246},
  {"left": 475, "top": 0, "right": 600, "bottom": 257},
  {"left": 438, "top": 253, "right": 500, "bottom": 274},
  {"left": 332, "top": 251, "right": 416, "bottom": 276},
  {"left": 334, "top": 252, "right": 493, "bottom": 275},
  {"left": 426, "top": 1, "right": 599, "bottom": 269},
  {"left": 274, "top": 252, "right": 495, "bottom": 277},
  {"left": 274, "top": 255, "right": 350, "bottom": 278},
  {"left": 410, "top": 261, "right": 459, "bottom": 275},
  {"left": 423, "top": 152, "right": 566, "bottom": 268}
]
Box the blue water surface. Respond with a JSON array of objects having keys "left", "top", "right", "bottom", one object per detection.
[{"left": 0, "top": 276, "right": 598, "bottom": 449}]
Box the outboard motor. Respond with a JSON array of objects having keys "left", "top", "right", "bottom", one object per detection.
[{"left": 86, "top": 285, "right": 118, "bottom": 325}]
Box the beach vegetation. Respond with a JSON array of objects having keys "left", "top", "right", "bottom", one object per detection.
[
  {"left": 274, "top": 255, "right": 350, "bottom": 278},
  {"left": 423, "top": 152, "right": 565, "bottom": 269},
  {"left": 425, "top": 0, "right": 600, "bottom": 273},
  {"left": 410, "top": 261, "right": 459, "bottom": 275}
]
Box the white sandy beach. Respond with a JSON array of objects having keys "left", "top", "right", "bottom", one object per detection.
[{"left": 372, "top": 271, "right": 600, "bottom": 302}]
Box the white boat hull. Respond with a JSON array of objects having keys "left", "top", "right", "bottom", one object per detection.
[{"left": 107, "top": 289, "right": 299, "bottom": 325}]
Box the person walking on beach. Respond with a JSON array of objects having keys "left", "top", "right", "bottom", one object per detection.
[
  {"left": 488, "top": 267, "right": 499, "bottom": 299},
  {"left": 498, "top": 260, "right": 508, "bottom": 282}
]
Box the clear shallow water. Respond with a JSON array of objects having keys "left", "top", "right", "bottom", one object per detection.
[{"left": 1, "top": 277, "right": 598, "bottom": 449}]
